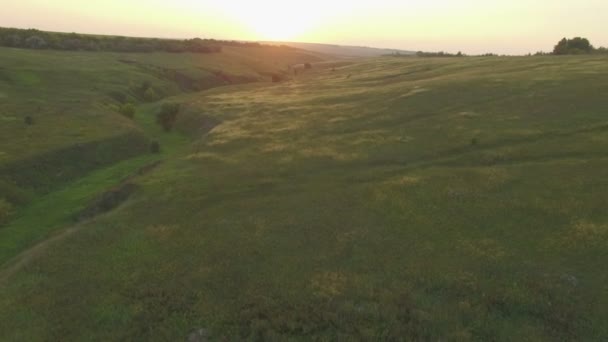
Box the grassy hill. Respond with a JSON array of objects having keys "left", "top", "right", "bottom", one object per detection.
[
  {"left": 0, "top": 45, "right": 322, "bottom": 208},
  {"left": 0, "top": 44, "right": 323, "bottom": 281},
  {"left": 1, "top": 53, "right": 608, "bottom": 340},
  {"left": 263, "top": 41, "right": 415, "bottom": 58},
  {"left": 0, "top": 45, "right": 322, "bottom": 164}
]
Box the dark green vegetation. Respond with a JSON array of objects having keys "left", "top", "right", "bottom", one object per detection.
[
  {"left": 553, "top": 37, "right": 608, "bottom": 55},
  {"left": 409, "top": 37, "right": 608, "bottom": 57},
  {"left": 156, "top": 103, "right": 181, "bottom": 132},
  {"left": 1, "top": 47, "right": 608, "bottom": 340},
  {"left": 0, "top": 27, "right": 281, "bottom": 53},
  {"left": 414, "top": 50, "right": 466, "bottom": 57}
]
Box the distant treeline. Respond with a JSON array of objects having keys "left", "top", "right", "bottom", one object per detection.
[
  {"left": 393, "top": 37, "right": 608, "bottom": 58},
  {"left": 402, "top": 51, "right": 498, "bottom": 58},
  {"left": 415, "top": 51, "right": 463, "bottom": 57},
  {"left": 0, "top": 27, "right": 274, "bottom": 53}
]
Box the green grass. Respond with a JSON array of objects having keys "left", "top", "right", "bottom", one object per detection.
[
  {"left": 0, "top": 45, "right": 322, "bottom": 190},
  {"left": 0, "top": 45, "right": 321, "bottom": 259},
  {"left": 0, "top": 154, "right": 159, "bottom": 265},
  {"left": 2, "top": 54, "right": 608, "bottom": 340}
]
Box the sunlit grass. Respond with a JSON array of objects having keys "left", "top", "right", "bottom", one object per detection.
[{"left": 1, "top": 54, "right": 608, "bottom": 340}]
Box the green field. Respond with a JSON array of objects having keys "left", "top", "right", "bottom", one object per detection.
[{"left": 1, "top": 50, "right": 608, "bottom": 340}]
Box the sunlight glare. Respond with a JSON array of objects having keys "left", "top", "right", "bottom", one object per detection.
[{"left": 216, "top": 0, "right": 343, "bottom": 41}]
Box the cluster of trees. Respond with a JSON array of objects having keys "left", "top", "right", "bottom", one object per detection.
[
  {"left": 553, "top": 37, "right": 608, "bottom": 55},
  {"left": 390, "top": 51, "right": 504, "bottom": 58},
  {"left": 0, "top": 27, "right": 275, "bottom": 53},
  {"left": 554, "top": 37, "right": 593, "bottom": 55},
  {"left": 415, "top": 51, "right": 465, "bottom": 58}
]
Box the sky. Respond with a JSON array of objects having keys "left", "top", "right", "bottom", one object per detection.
[{"left": 1, "top": 0, "right": 607, "bottom": 55}]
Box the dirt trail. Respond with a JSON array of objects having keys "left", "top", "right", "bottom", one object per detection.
[{"left": 0, "top": 225, "right": 82, "bottom": 286}]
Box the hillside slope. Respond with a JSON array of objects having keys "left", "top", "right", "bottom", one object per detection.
[
  {"left": 0, "top": 45, "right": 323, "bottom": 207},
  {"left": 264, "top": 41, "right": 415, "bottom": 57},
  {"left": 1, "top": 56, "right": 608, "bottom": 340},
  {"left": 0, "top": 45, "right": 322, "bottom": 165}
]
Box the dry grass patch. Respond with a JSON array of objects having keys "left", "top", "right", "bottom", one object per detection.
[
  {"left": 457, "top": 238, "right": 508, "bottom": 262},
  {"left": 311, "top": 271, "right": 349, "bottom": 298},
  {"left": 145, "top": 224, "right": 179, "bottom": 242},
  {"left": 300, "top": 146, "right": 359, "bottom": 161},
  {"left": 183, "top": 152, "right": 235, "bottom": 163}
]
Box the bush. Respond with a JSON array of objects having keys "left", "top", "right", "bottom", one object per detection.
[
  {"left": 150, "top": 141, "right": 161, "bottom": 154},
  {"left": 143, "top": 87, "right": 159, "bottom": 102},
  {"left": 24, "top": 116, "right": 34, "bottom": 125},
  {"left": 0, "top": 198, "right": 13, "bottom": 226},
  {"left": 119, "top": 103, "right": 136, "bottom": 119},
  {"left": 304, "top": 63, "right": 312, "bottom": 69},
  {"left": 25, "top": 35, "right": 47, "bottom": 49},
  {"left": 272, "top": 75, "right": 282, "bottom": 83},
  {"left": 156, "top": 103, "right": 180, "bottom": 132}
]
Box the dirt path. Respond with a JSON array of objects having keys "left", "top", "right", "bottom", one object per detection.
[{"left": 0, "top": 225, "right": 81, "bottom": 286}]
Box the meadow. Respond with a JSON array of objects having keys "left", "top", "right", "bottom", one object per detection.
[{"left": 1, "top": 48, "right": 608, "bottom": 340}]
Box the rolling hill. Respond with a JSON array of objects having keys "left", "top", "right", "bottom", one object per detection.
[
  {"left": 1, "top": 47, "right": 608, "bottom": 340},
  {"left": 263, "top": 41, "right": 415, "bottom": 58},
  {"left": 0, "top": 44, "right": 324, "bottom": 273}
]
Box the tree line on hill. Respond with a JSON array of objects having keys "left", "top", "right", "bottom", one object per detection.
[
  {"left": 0, "top": 27, "right": 273, "bottom": 53},
  {"left": 399, "top": 37, "right": 608, "bottom": 58}
]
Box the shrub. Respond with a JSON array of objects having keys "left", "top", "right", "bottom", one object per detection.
[
  {"left": 471, "top": 137, "right": 479, "bottom": 146},
  {"left": 150, "top": 141, "right": 161, "bottom": 154},
  {"left": 140, "top": 80, "right": 152, "bottom": 92},
  {"left": 271, "top": 75, "right": 282, "bottom": 83},
  {"left": 119, "top": 103, "right": 136, "bottom": 119},
  {"left": 25, "top": 35, "right": 47, "bottom": 49},
  {"left": 24, "top": 116, "right": 34, "bottom": 125},
  {"left": 156, "top": 103, "right": 180, "bottom": 132},
  {"left": 304, "top": 63, "right": 312, "bottom": 69},
  {"left": 0, "top": 198, "right": 13, "bottom": 226},
  {"left": 143, "top": 87, "right": 159, "bottom": 102}
]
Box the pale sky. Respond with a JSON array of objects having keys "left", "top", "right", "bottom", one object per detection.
[{"left": 2, "top": 0, "right": 607, "bottom": 54}]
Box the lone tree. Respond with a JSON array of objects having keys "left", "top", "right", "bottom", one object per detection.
[
  {"left": 553, "top": 37, "right": 594, "bottom": 55},
  {"left": 156, "top": 103, "right": 180, "bottom": 132}
]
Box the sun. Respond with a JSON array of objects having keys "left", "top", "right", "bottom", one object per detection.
[
  {"left": 218, "top": 1, "right": 327, "bottom": 41},
  {"left": 243, "top": 15, "right": 316, "bottom": 41}
]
